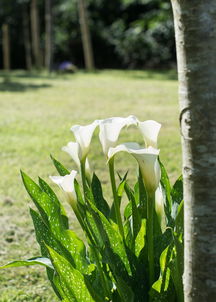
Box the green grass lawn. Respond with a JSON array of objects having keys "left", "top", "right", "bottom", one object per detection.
[{"left": 0, "top": 69, "right": 181, "bottom": 301}]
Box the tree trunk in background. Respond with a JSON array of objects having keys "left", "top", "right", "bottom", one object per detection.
[
  {"left": 30, "top": 0, "right": 42, "bottom": 69},
  {"left": 22, "top": 4, "right": 32, "bottom": 71},
  {"left": 171, "top": 1, "right": 216, "bottom": 301},
  {"left": 2, "top": 23, "right": 10, "bottom": 70},
  {"left": 78, "top": 0, "right": 94, "bottom": 70},
  {"left": 45, "top": 0, "right": 53, "bottom": 72}
]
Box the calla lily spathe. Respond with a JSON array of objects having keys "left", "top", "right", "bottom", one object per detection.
[
  {"left": 62, "top": 142, "right": 81, "bottom": 167},
  {"left": 71, "top": 120, "right": 100, "bottom": 159},
  {"left": 62, "top": 142, "right": 91, "bottom": 175},
  {"left": 50, "top": 170, "right": 77, "bottom": 209},
  {"left": 138, "top": 120, "right": 161, "bottom": 148},
  {"left": 99, "top": 115, "right": 137, "bottom": 156},
  {"left": 155, "top": 185, "right": 166, "bottom": 233},
  {"left": 108, "top": 143, "right": 161, "bottom": 194}
]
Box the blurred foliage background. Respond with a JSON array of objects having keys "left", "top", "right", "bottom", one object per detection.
[{"left": 0, "top": 0, "right": 175, "bottom": 70}]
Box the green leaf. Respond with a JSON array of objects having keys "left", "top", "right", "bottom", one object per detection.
[
  {"left": 53, "top": 275, "right": 71, "bottom": 302},
  {"left": 22, "top": 171, "right": 66, "bottom": 235},
  {"left": 39, "top": 177, "right": 69, "bottom": 229},
  {"left": 154, "top": 228, "right": 172, "bottom": 277},
  {"left": 47, "top": 246, "right": 95, "bottom": 302},
  {"left": 131, "top": 193, "right": 141, "bottom": 239},
  {"left": 0, "top": 257, "right": 53, "bottom": 270},
  {"left": 117, "top": 179, "right": 126, "bottom": 200},
  {"left": 30, "top": 208, "right": 64, "bottom": 299},
  {"left": 159, "top": 160, "right": 174, "bottom": 228},
  {"left": 87, "top": 201, "right": 132, "bottom": 279},
  {"left": 137, "top": 169, "right": 147, "bottom": 217},
  {"left": 85, "top": 210, "right": 104, "bottom": 248},
  {"left": 30, "top": 208, "right": 91, "bottom": 274},
  {"left": 21, "top": 171, "right": 49, "bottom": 224},
  {"left": 110, "top": 177, "right": 126, "bottom": 222},
  {"left": 30, "top": 208, "right": 63, "bottom": 257},
  {"left": 150, "top": 245, "right": 175, "bottom": 302},
  {"left": 84, "top": 267, "right": 111, "bottom": 302},
  {"left": 124, "top": 201, "right": 132, "bottom": 219},
  {"left": 74, "top": 179, "right": 85, "bottom": 206},
  {"left": 124, "top": 217, "right": 133, "bottom": 251},
  {"left": 22, "top": 172, "right": 89, "bottom": 274},
  {"left": 135, "top": 219, "right": 146, "bottom": 258},
  {"left": 171, "top": 175, "right": 183, "bottom": 205},
  {"left": 115, "top": 276, "right": 134, "bottom": 302},
  {"left": 175, "top": 200, "right": 184, "bottom": 235},
  {"left": 91, "top": 173, "right": 110, "bottom": 218},
  {"left": 169, "top": 244, "right": 183, "bottom": 302},
  {"left": 50, "top": 154, "right": 70, "bottom": 176},
  {"left": 159, "top": 159, "right": 172, "bottom": 209},
  {"left": 170, "top": 201, "right": 184, "bottom": 302}
]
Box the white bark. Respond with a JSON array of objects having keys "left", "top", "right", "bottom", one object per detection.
[{"left": 171, "top": 1, "right": 216, "bottom": 301}]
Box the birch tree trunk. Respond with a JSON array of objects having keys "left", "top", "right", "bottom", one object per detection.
[
  {"left": 171, "top": 1, "right": 216, "bottom": 301},
  {"left": 2, "top": 23, "right": 10, "bottom": 71},
  {"left": 30, "top": 0, "right": 42, "bottom": 69},
  {"left": 22, "top": 4, "right": 32, "bottom": 71},
  {"left": 45, "top": 0, "right": 53, "bottom": 72},
  {"left": 78, "top": 0, "right": 94, "bottom": 70}
]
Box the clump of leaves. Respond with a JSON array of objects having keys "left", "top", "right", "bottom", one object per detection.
[{"left": 1, "top": 116, "right": 183, "bottom": 302}]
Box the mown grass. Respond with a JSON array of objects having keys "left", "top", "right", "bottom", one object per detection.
[{"left": 0, "top": 69, "right": 181, "bottom": 301}]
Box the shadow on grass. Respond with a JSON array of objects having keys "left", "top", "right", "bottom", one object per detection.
[
  {"left": 0, "top": 80, "right": 51, "bottom": 92},
  {"left": 122, "top": 69, "right": 178, "bottom": 81},
  {"left": 0, "top": 70, "right": 77, "bottom": 81},
  {"left": 0, "top": 76, "right": 52, "bottom": 92},
  {"left": 95, "top": 69, "right": 178, "bottom": 81},
  {"left": 0, "top": 70, "right": 59, "bottom": 80}
]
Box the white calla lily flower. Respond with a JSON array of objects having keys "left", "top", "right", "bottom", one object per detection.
[
  {"left": 108, "top": 143, "right": 161, "bottom": 194},
  {"left": 99, "top": 115, "right": 137, "bottom": 156},
  {"left": 62, "top": 141, "right": 91, "bottom": 180},
  {"left": 155, "top": 185, "right": 166, "bottom": 233},
  {"left": 50, "top": 170, "right": 77, "bottom": 209},
  {"left": 62, "top": 142, "right": 81, "bottom": 167},
  {"left": 71, "top": 120, "right": 100, "bottom": 159},
  {"left": 138, "top": 120, "right": 161, "bottom": 148}
]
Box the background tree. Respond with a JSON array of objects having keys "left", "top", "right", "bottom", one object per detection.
[
  {"left": 22, "top": 1, "right": 32, "bottom": 71},
  {"left": 45, "top": 0, "right": 53, "bottom": 72},
  {"left": 78, "top": 0, "right": 94, "bottom": 70},
  {"left": 0, "top": 0, "right": 175, "bottom": 70},
  {"left": 2, "top": 23, "right": 10, "bottom": 70},
  {"left": 171, "top": 1, "right": 216, "bottom": 301},
  {"left": 30, "top": 0, "right": 42, "bottom": 69}
]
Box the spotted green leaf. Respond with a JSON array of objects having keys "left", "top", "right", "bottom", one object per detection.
[
  {"left": 50, "top": 154, "right": 70, "bottom": 176},
  {"left": 47, "top": 246, "right": 95, "bottom": 302},
  {"left": 0, "top": 257, "right": 53, "bottom": 270}
]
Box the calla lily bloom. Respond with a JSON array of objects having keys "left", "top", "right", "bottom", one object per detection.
[
  {"left": 62, "top": 142, "right": 91, "bottom": 172},
  {"left": 62, "top": 142, "right": 81, "bottom": 167},
  {"left": 99, "top": 116, "right": 137, "bottom": 156},
  {"left": 155, "top": 185, "right": 166, "bottom": 233},
  {"left": 71, "top": 120, "right": 100, "bottom": 160},
  {"left": 62, "top": 142, "right": 91, "bottom": 181},
  {"left": 108, "top": 143, "right": 161, "bottom": 194},
  {"left": 138, "top": 120, "right": 161, "bottom": 148},
  {"left": 50, "top": 170, "right": 77, "bottom": 209}
]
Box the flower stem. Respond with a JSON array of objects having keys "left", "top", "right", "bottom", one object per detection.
[
  {"left": 80, "top": 158, "right": 88, "bottom": 201},
  {"left": 109, "top": 159, "right": 124, "bottom": 239},
  {"left": 147, "top": 191, "right": 155, "bottom": 287}
]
